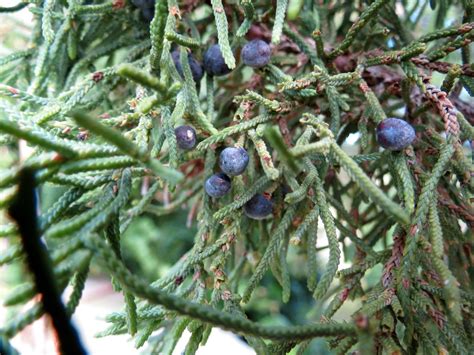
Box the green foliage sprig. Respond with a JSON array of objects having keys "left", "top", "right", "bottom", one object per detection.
[{"left": 0, "top": 1, "right": 473, "bottom": 354}]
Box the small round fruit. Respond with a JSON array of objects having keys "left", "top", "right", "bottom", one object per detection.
[
  {"left": 171, "top": 51, "right": 204, "bottom": 83},
  {"left": 376, "top": 118, "right": 415, "bottom": 151},
  {"left": 244, "top": 194, "right": 273, "bottom": 220},
  {"left": 219, "top": 147, "right": 249, "bottom": 176},
  {"left": 175, "top": 125, "right": 197, "bottom": 150},
  {"left": 205, "top": 173, "right": 231, "bottom": 198},
  {"left": 241, "top": 39, "right": 271, "bottom": 68},
  {"left": 203, "top": 44, "right": 232, "bottom": 76}
]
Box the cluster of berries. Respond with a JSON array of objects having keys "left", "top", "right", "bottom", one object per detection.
[
  {"left": 204, "top": 147, "right": 247, "bottom": 199},
  {"left": 174, "top": 120, "right": 413, "bottom": 221},
  {"left": 171, "top": 39, "right": 273, "bottom": 220},
  {"left": 204, "top": 147, "right": 273, "bottom": 220},
  {"left": 171, "top": 39, "right": 272, "bottom": 83},
  {"left": 174, "top": 127, "right": 272, "bottom": 219}
]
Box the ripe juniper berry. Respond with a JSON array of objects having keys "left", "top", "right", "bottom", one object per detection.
[
  {"left": 241, "top": 39, "right": 271, "bottom": 68},
  {"left": 175, "top": 125, "right": 197, "bottom": 150},
  {"left": 219, "top": 147, "right": 249, "bottom": 176},
  {"left": 171, "top": 50, "right": 204, "bottom": 83},
  {"left": 205, "top": 173, "right": 231, "bottom": 198},
  {"left": 203, "top": 44, "right": 232, "bottom": 76},
  {"left": 244, "top": 194, "right": 273, "bottom": 220},
  {"left": 376, "top": 118, "right": 415, "bottom": 151}
]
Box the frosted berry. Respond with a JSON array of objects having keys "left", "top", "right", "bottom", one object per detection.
[
  {"left": 241, "top": 40, "right": 271, "bottom": 68},
  {"left": 171, "top": 51, "right": 204, "bottom": 83},
  {"left": 219, "top": 147, "right": 249, "bottom": 176},
  {"left": 175, "top": 125, "right": 197, "bottom": 150},
  {"left": 244, "top": 194, "right": 273, "bottom": 220},
  {"left": 376, "top": 118, "right": 415, "bottom": 151},
  {"left": 203, "top": 44, "right": 232, "bottom": 76},
  {"left": 205, "top": 173, "right": 231, "bottom": 198}
]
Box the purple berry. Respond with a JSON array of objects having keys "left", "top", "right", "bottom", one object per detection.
[
  {"left": 219, "top": 147, "right": 249, "bottom": 176},
  {"left": 203, "top": 44, "right": 232, "bottom": 76},
  {"left": 175, "top": 125, "right": 197, "bottom": 150},
  {"left": 205, "top": 173, "right": 231, "bottom": 198},
  {"left": 376, "top": 118, "right": 415, "bottom": 151},
  {"left": 241, "top": 40, "right": 271, "bottom": 68},
  {"left": 244, "top": 194, "right": 273, "bottom": 220},
  {"left": 171, "top": 51, "right": 204, "bottom": 83}
]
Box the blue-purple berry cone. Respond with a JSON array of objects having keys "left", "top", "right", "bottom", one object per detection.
[
  {"left": 376, "top": 118, "right": 415, "bottom": 151},
  {"left": 219, "top": 147, "right": 249, "bottom": 176},
  {"left": 205, "top": 173, "right": 231, "bottom": 198},
  {"left": 203, "top": 44, "right": 232, "bottom": 76},
  {"left": 175, "top": 125, "right": 197, "bottom": 150},
  {"left": 244, "top": 194, "right": 273, "bottom": 220},
  {"left": 241, "top": 40, "right": 271, "bottom": 68},
  {"left": 171, "top": 51, "right": 204, "bottom": 83}
]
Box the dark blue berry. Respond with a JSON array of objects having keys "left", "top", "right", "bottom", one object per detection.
[
  {"left": 171, "top": 51, "right": 204, "bottom": 83},
  {"left": 175, "top": 125, "right": 197, "bottom": 150},
  {"left": 241, "top": 40, "right": 271, "bottom": 68},
  {"left": 376, "top": 118, "right": 415, "bottom": 151},
  {"left": 203, "top": 44, "right": 232, "bottom": 76},
  {"left": 205, "top": 173, "right": 231, "bottom": 198},
  {"left": 244, "top": 194, "right": 273, "bottom": 220},
  {"left": 219, "top": 147, "right": 249, "bottom": 176}
]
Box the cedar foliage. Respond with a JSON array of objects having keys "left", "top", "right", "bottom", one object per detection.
[{"left": 0, "top": 0, "right": 473, "bottom": 354}]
